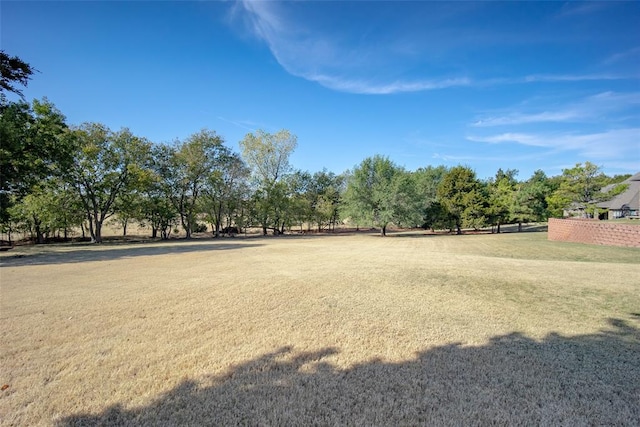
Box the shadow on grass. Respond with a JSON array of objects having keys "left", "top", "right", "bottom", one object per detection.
[
  {"left": 58, "top": 318, "right": 639, "bottom": 426},
  {"left": 0, "top": 241, "right": 263, "bottom": 267},
  {"left": 387, "top": 224, "right": 549, "bottom": 238}
]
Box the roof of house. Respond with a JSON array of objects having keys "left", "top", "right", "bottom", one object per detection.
[{"left": 598, "top": 172, "right": 640, "bottom": 210}]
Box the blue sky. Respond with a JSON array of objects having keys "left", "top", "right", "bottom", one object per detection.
[{"left": 3, "top": 1, "right": 639, "bottom": 179}]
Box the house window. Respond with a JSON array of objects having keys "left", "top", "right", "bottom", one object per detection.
[{"left": 621, "top": 204, "right": 630, "bottom": 218}]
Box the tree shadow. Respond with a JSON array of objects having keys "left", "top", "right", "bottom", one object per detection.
[
  {"left": 386, "top": 224, "right": 549, "bottom": 238},
  {"left": 58, "top": 318, "right": 639, "bottom": 426},
  {"left": 501, "top": 223, "right": 549, "bottom": 233},
  {"left": 0, "top": 241, "right": 263, "bottom": 267}
]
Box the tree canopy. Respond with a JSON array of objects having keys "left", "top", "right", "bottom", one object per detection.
[
  {"left": 64, "top": 123, "right": 152, "bottom": 243},
  {"left": 0, "top": 51, "right": 36, "bottom": 98},
  {"left": 437, "top": 166, "right": 486, "bottom": 234},
  {"left": 240, "top": 129, "right": 298, "bottom": 235},
  {"left": 548, "top": 162, "right": 627, "bottom": 219},
  {"left": 342, "top": 156, "right": 421, "bottom": 236}
]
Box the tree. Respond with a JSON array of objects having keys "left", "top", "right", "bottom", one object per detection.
[
  {"left": 138, "top": 144, "right": 180, "bottom": 239},
  {"left": 510, "top": 170, "right": 552, "bottom": 231},
  {"left": 342, "top": 155, "right": 418, "bottom": 236},
  {"left": 201, "top": 151, "right": 250, "bottom": 237},
  {"left": 421, "top": 201, "right": 456, "bottom": 232},
  {"left": 0, "top": 51, "right": 36, "bottom": 98},
  {"left": 8, "top": 183, "right": 53, "bottom": 244},
  {"left": 284, "top": 170, "right": 313, "bottom": 232},
  {"left": 549, "top": 162, "right": 625, "bottom": 218},
  {"left": 65, "top": 123, "right": 152, "bottom": 243},
  {"left": 0, "top": 100, "right": 32, "bottom": 223},
  {"left": 389, "top": 170, "right": 423, "bottom": 229},
  {"left": 164, "top": 130, "right": 226, "bottom": 238},
  {"left": 6, "top": 176, "right": 83, "bottom": 243},
  {"left": 110, "top": 191, "right": 142, "bottom": 237},
  {"left": 437, "top": 166, "right": 487, "bottom": 234},
  {"left": 486, "top": 168, "right": 518, "bottom": 233},
  {"left": 48, "top": 180, "right": 85, "bottom": 239},
  {"left": 308, "top": 169, "right": 345, "bottom": 232},
  {"left": 0, "top": 98, "right": 69, "bottom": 226},
  {"left": 240, "top": 129, "right": 297, "bottom": 235},
  {"left": 413, "top": 165, "right": 448, "bottom": 229}
]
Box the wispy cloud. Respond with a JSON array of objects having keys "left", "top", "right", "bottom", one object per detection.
[
  {"left": 520, "top": 74, "right": 626, "bottom": 83},
  {"left": 603, "top": 47, "right": 640, "bottom": 65},
  {"left": 467, "top": 128, "right": 640, "bottom": 159},
  {"left": 216, "top": 116, "right": 259, "bottom": 132},
  {"left": 473, "top": 91, "right": 640, "bottom": 127},
  {"left": 237, "top": 1, "right": 474, "bottom": 95},
  {"left": 309, "top": 75, "right": 471, "bottom": 95},
  {"left": 431, "top": 151, "right": 544, "bottom": 164},
  {"left": 235, "top": 1, "right": 637, "bottom": 95},
  {"left": 305, "top": 74, "right": 633, "bottom": 95},
  {"left": 554, "top": 2, "right": 609, "bottom": 18},
  {"left": 473, "top": 111, "right": 580, "bottom": 127}
]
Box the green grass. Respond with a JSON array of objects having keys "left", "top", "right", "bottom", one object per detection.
[{"left": 412, "top": 231, "right": 640, "bottom": 263}]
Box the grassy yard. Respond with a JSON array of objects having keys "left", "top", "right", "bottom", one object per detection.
[{"left": 1, "top": 231, "right": 639, "bottom": 425}]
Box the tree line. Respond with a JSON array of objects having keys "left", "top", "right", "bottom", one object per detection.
[{"left": 1, "top": 52, "right": 630, "bottom": 242}]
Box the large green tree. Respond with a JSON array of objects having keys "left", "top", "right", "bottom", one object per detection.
[
  {"left": 283, "top": 170, "right": 313, "bottom": 232},
  {"left": 437, "top": 166, "right": 488, "bottom": 234},
  {"left": 65, "top": 123, "right": 152, "bottom": 243},
  {"left": 164, "top": 130, "right": 227, "bottom": 238},
  {"left": 309, "top": 169, "right": 345, "bottom": 232},
  {"left": 413, "top": 165, "right": 448, "bottom": 229},
  {"left": 8, "top": 178, "right": 84, "bottom": 243},
  {"left": 342, "top": 155, "right": 419, "bottom": 236},
  {"left": 201, "top": 151, "right": 250, "bottom": 236},
  {"left": 486, "top": 168, "right": 518, "bottom": 233},
  {"left": 240, "top": 129, "right": 297, "bottom": 235},
  {"left": 8, "top": 183, "right": 53, "bottom": 244},
  {"left": 510, "top": 170, "right": 552, "bottom": 230},
  {"left": 0, "top": 98, "right": 70, "bottom": 225},
  {"left": 137, "top": 144, "right": 179, "bottom": 239},
  {"left": 548, "top": 162, "right": 625, "bottom": 218}
]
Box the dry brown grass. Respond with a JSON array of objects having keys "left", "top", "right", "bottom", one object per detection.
[{"left": 1, "top": 231, "right": 639, "bottom": 426}]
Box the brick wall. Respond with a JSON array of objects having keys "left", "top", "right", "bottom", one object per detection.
[{"left": 548, "top": 218, "right": 640, "bottom": 248}]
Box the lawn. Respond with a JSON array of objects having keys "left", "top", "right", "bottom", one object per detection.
[{"left": 1, "top": 231, "right": 639, "bottom": 425}]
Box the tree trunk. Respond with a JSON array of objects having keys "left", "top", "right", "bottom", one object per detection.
[
  {"left": 88, "top": 215, "right": 95, "bottom": 242},
  {"left": 93, "top": 221, "right": 103, "bottom": 243},
  {"left": 35, "top": 224, "right": 44, "bottom": 244},
  {"left": 183, "top": 215, "right": 191, "bottom": 239},
  {"left": 496, "top": 221, "right": 501, "bottom": 234},
  {"left": 380, "top": 224, "right": 387, "bottom": 237},
  {"left": 180, "top": 209, "right": 191, "bottom": 239},
  {"left": 123, "top": 221, "right": 128, "bottom": 237},
  {"left": 214, "top": 201, "right": 223, "bottom": 237},
  {"left": 161, "top": 227, "right": 170, "bottom": 240},
  {"left": 262, "top": 226, "right": 267, "bottom": 236},
  {"left": 456, "top": 221, "right": 462, "bottom": 235},
  {"left": 518, "top": 221, "right": 522, "bottom": 232}
]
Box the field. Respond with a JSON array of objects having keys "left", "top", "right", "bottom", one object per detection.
[{"left": 1, "top": 230, "right": 639, "bottom": 426}]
